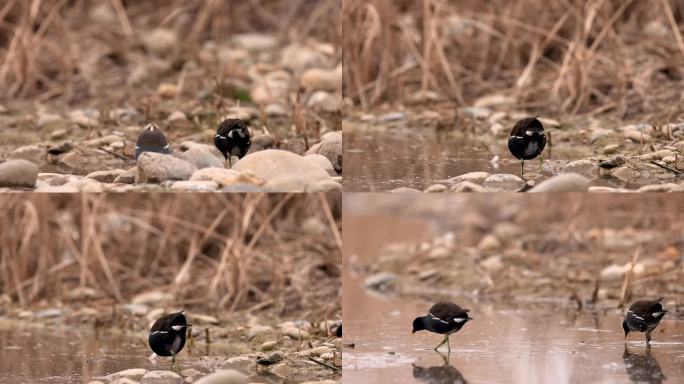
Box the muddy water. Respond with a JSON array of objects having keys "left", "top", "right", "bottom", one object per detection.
[
  {"left": 342, "top": 209, "right": 684, "bottom": 384},
  {"left": 343, "top": 131, "right": 659, "bottom": 191}
]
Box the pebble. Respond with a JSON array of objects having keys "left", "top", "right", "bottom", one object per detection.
[
  {"left": 157, "top": 83, "right": 178, "bottom": 98},
  {"left": 170, "top": 180, "right": 219, "bottom": 191},
  {"left": 305, "top": 131, "right": 342, "bottom": 173},
  {"left": 529, "top": 173, "right": 590, "bottom": 192},
  {"left": 364, "top": 272, "right": 397, "bottom": 291},
  {"left": 132, "top": 291, "right": 174, "bottom": 305},
  {"left": 300, "top": 65, "right": 342, "bottom": 92},
  {"left": 450, "top": 181, "right": 487, "bottom": 192},
  {"left": 0, "top": 160, "right": 39, "bottom": 188},
  {"left": 86, "top": 169, "right": 127, "bottom": 183},
  {"left": 10, "top": 145, "right": 45, "bottom": 165},
  {"left": 232, "top": 33, "right": 278, "bottom": 51},
  {"left": 562, "top": 159, "right": 599, "bottom": 178},
  {"left": 478, "top": 234, "right": 501, "bottom": 251},
  {"left": 482, "top": 174, "right": 525, "bottom": 192},
  {"left": 177, "top": 147, "right": 224, "bottom": 169},
  {"left": 603, "top": 144, "right": 620, "bottom": 154},
  {"left": 142, "top": 28, "right": 177, "bottom": 55},
  {"left": 424, "top": 184, "right": 447, "bottom": 193},
  {"left": 136, "top": 153, "right": 197, "bottom": 183},
  {"left": 141, "top": 370, "right": 182, "bottom": 384},
  {"left": 195, "top": 370, "right": 247, "bottom": 384},
  {"left": 105, "top": 368, "right": 148, "bottom": 381},
  {"left": 248, "top": 325, "right": 274, "bottom": 339}
]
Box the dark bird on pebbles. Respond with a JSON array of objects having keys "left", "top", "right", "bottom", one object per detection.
[
  {"left": 623, "top": 298, "right": 667, "bottom": 345},
  {"left": 214, "top": 118, "right": 251, "bottom": 167},
  {"left": 135, "top": 124, "right": 170, "bottom": 159},
  {"left": 149, "top": 311, "right": 191, "bottom": 366},
  {"left": 412, "top": 302, "right": 472, "bottom": 352},
  {"left": 508, "top": 117, "right": 546, "bottom": 176}
]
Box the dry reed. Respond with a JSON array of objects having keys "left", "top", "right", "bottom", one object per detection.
[
  {"left": 0, "top": 193, "right": 342, "bottom": 319},
  {"left": 343, "top": 0, "right": 684, "bottom": 118}
]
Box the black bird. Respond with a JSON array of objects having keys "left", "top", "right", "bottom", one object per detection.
[
  {"left": 623, "top": 345, "right": 666, "bottom": 384},
  {"left": 135, "top": 124, "right": 171, "bottom": 159},
  {"left": 412, "top": 302, "right": 472, "bottom": 352},
  {"left": 623, "top": 298, "right": 667, "bottom": 345},
  {"left": 508, "top": 117, "right": 546, "bottom": 176},
  {"left": 148, "top": 311, "right": 191, "bottom": 366},
  {"left": 214, "top": 118, "right": 251, "bottom": 167}
]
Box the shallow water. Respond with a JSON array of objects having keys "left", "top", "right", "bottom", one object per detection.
[
  {"left": 342, "top": 204, "right": 684, "bottom": 384},
  {"left": 343, "top": 131, "right": 671, "bottom": 191}
]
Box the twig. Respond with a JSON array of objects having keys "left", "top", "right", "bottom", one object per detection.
[
  {"left": 307, "top": 357, "right": 341, "bottom": 371},
  {"left": 649, "top": 160, "right": 683, "bottom": 176}
]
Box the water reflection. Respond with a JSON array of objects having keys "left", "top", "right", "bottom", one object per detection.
[
  {"left": 623, "top": 345, "right": 666, "bottom": 384},
  {"left": 413, "top": 351, "right": 468, "bottom": 384}
]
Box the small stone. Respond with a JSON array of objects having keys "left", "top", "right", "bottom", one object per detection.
[
  {"left": 86, "top": 169, "right": 127, "bottom": 183},
  {"left": 265, "top": 104, "right": 288, "bottom": 117},
  {"left": 478, "top": 234, "right": 501, "bottom": 251},
  {"left": 380, "top": 112, "right": 405, "bottom": 122},
  {"left": 424, "top": 184, "right": 447, "bottom": 193},
  {"left": 170, "top": 180, "right": 219, "bottom": 191},
  {"left": 482, "top": 174, "right": 525, "bottom": 192},
  {"left": 296, "top": 346, "right": 331, "bottom": 357},
  {"left": 177, "top": 147, "right": 224, "bottom": 169},
  {"left": 34, "top": 308, "right": 62, "bottom": 318},
  {"left": 257, "top": 351, "right": 284, "bottom": 365},
  {"left": 562, "top": 159, "right": 598, "bottom": 178},
  {"left": 105, "top": 368, "right": 148, "bottom": 381},
  {"left": 194, "top": 370, "right": 248, "bottom": 384},
  {"left": 136, "top": 153, "right": 197, "bottom": 183},
  {"left": 624, "top": 130, "right": 652, "bottom": 143},
  {"left": 157, "top": 83, "right": 178, "bottom": 98},
  {"left": 143, "top": 28, "right": 177, "bottom": 55},
  {"left": 450, "top": 181, "right": 487, "bottom": 192},
  {"left": 460, "top": 107, "right": 491, "bottom": 119},
  {"left": 480, "top": 255, "right": 504, "bottom": 273},
  {"left": 248, "top": 325, "right": 273, "bottom": 339},
  {"left": 141, "top": 370, "right": 182, "bottom": 384},
  {"left": 529, "top": 173, "right": 590, "bottom": 192},
  {"left": 232, "top": 33, "right": 278, "bottom": 51},
  {"left": 114, "top": 168, "right": 137, "bottom": 184},
  {"left": 120, "top": 303, "right": 149, "bottom": 316},
  {"left": 132, "top": 291, "right": 173, "bottom": 305},
  {"left": 37, "top": 113, "right": 64, "bottom": 128},
  {"left": 598, "top": 155, "right": 628, "bottom": 170},
  {"left": 473, "top": 94, "right": 515, "bottom": 108},
  {"left": 0, "top": 160, "right": 39, "bottom": 188},
  {"left": 603, "top": 144, "right": 620, "bottom": 154},
  {"left": 262, "top": 341, "right": 278, "bottom": 350},
  {"left": 47, "top": 141, "right": 74, "bottom": 155},
  {"left": 300, "top": 65, "right": 342, "bottom": 92},
  {"left": 220, "top": 356, "right": 254, "bottom": 373},
  {"left": 364, "top": 272, "right": 396, "bottom": 291},
  {"left": 10, "top": 145, "right": 45, "bottom": 165},
  {"left": 282, "top": 326, "right": 310, "bottom": 338},
  {"left": 232, "top": 150, "right": 329, "bottom": 182}
]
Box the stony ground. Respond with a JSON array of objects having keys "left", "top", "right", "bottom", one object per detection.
[
  {"left": 0, "top": 295, "right": 341, "bottom": 384},
  {"left": 0, "top": 28, "right": 341, "bottom": 193},
  {"left": 344, "top": 94, "right": 684, "bottom": 192}
]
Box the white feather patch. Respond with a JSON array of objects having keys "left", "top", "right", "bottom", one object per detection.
[
  {"left": 652, "top": 312, "right": 664, "bottom": 317},
  {"left": 171, "top": 325, "right": 185, "bottom": 331},
  {"left": 525, "top": 130, "right": 533, "bottom": 136},
  {"left": 228, "top": 131, "right": 234, "bottom": 138},
  {"left": 453, "top": 318, "right": 466, "bottom": 323},
  {"left": 428, "top": 313, "right": 449, "bottom": 324}
]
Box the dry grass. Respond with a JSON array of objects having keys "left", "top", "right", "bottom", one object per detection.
[
  {"left": 0, "top": 0, "right": 341, "bottom": 102},
  {"left": 0, "top": 193, "right": 341, "bottom": 319},
  {"left": 343, "top": 0, "right": 684, "bottom": 119}
]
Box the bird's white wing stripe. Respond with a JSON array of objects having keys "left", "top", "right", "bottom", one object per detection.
[
  {"left": 652, "top": 312, "right": 664, "bottom": 317},
  {"left": 151, "top": 331, "right": 168, "bottom": 334},
  {"left": 171, "top": 325, "right": 185, "bottom": 331},
  {"left": 453, "top": 318, "right": 466, "bottom": 323},
  {"left": 428, "top": 313, "right": 449, "bottom": 324},
  {"left": 163, "top": 144, "right": 170, "bottom": 149}
]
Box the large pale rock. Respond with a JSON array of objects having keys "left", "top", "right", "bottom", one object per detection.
[
  {"left": 176, "top": 147, "right": 224, "bottom": 169},
  {"left": 529, "top": 173, "right": 590, "bottom": 192},
  {"left": 305, "top": 131, "right": 342, "bottom": 173},
  {"left": 194, "top": 370, "right": 248, "bottom": 384},
  {"left": 232, "top": 150, "right": 329, "bottom": 182},
  {"left": 136, "top": 153, "right": 196, "bottom": 183},
  {"left": 0, "top": 160, "right": 39, "bottom": 188},
  {"left": 300, "top": 65, "right": 342, "bottom": 92},
  {"left": 86, "top": 169, "right": 127, "bottom": 183}
]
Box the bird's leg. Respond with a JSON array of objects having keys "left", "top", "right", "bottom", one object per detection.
[
  {"left": 646, "top": 330, "right": 652, "bottom": 346},
  {"left": 446, "top": 334, "right": 451, "bottom": 353},
  {"left": 520, "top": 160, "right": 525, "bottom": 176},
  {"left": 170, "top": 352, "right": 176, "bottom": 369},
  {"left": 539, "top": 155, "right": 544, "bottom": 173},
  {"left": 228, "top": 156, "right": 233, "bottom": 168},
  {"left": 434, "top": 335, "right": 448, "bottom": 351}
]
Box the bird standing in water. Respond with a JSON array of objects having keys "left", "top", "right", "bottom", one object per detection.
[
  {"left": 623, "top": 298, "right": 667, "bottom": 345},
  {"left": 508, "top": 117, "right": 546, "bottom": 176},
  {"left": 135, "top": 124, "right": 171, "bottom": 159},
  {"left": 214, "top": 118, "right": 251, "bottom": 168},
  {"left": 148, "top": 311, "right": 191, "bottom": 367},
  {"left": 412, "top": 302, "right": 473, "bottom": 352}
]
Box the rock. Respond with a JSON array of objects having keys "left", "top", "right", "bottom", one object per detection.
[
  {"left": 282, "top": 326, "right": 310, "bottom": 338},
  {"left": 300, "top": 65, "right": 342, "bottom": 92},
  {"left": 248, "top": 325, "right": 274, "bottom": 339},
  {"left": 624, "top": 130, "right": 651, "bottom": 143},
  {"left": 194, "top": 370, "right": 248, "bottom": 384},
  {"left": 380, "top": 112, "right": 405, "bottom": 122},
  {"left": 473, "top": 94, "right": 515, "bottom": 108},
  {"left": 257, "top": 351, "right": 285, "bottom": 365},
  {"left": 105, "top": 368, "right": 148, "bottom": 381},
  {"left": 220, "top": 356, "right": 255, "bottom": 373},
  {"left": 264, "top": 176, "right": 339, "bottom": 192},
  {"left": 83, "top": 135, "right": 122, "bottom": 146},
  {"left": 478, "top": 234, "right": 501, "bottom": 251},
  {"left": 37, "top": 113, "right": 64, "bottom": 128},
  {"left": 305, "top": 131, "right": 342, "bottom": 173},
  {"left": 141, "top": 370, "right": 182, "bottom": 384},
  {"left": 10, "top": 145, "right": 46, "bottom": 165},
  {"left": 111, "top": 379, "right": 140, "bottom": 384},
  {"left": 167, "top": 111, "right": 186, "bottom": 121},
  {"left": 603, "top": 144, "right": 620, "bottom": 154},
  {"left": 600, "top": 264, "right": 630, "bottom": 281},
  {"left": 179, "top": 142, "right": 224, "bottom": 160},
  {"left": 157, "top": 83, "right": 178, "bottom": 98},
  {"left": 132, "top": 291, "right": 173, "bottom": 305},
  {"left": 281, "top": 43, "right": 330, "bottom": 73},
  {"left": 136, "top": 153, "right": 197, "bottom": 183},
  {"left": 390, "top": 187, "right": 421, "bottom": 193},
  {"left": 637, "top": 150, "right": 675, "bottom": 161},
  {"left": 170, "top": 180, "right": 219, "bottom": 191},
  {"left": 34, "top": 184, "right": 80, "bottom": 193},
  {"left": 233, "top": 150, "right": 329, "bottom": 182},
  {"left": 232, "top": 33, "right": 278, "bottom": 51},
  {"left": 34, "top": 308, "right": 62, "bottom": 318},
  {"left": 69, "top": 108, "right": 100, "bottom": 126},
  {"left": 251, "top": 71, "right": 291, "bottom": 104},
  {"left": 114, "top": 168, "right": 137, "bottom": 184},
  {"left": 424, "top": 184, "right": 447, "bottom": 193},
  {"left": 588, "top": 186, "right": 628, "bottom": 193},
  {"left": 86, "top": 169, "right": 127, "bottom": 183},
  {"left": 460, "top": 107, "right": 491, "bottom": 119},
  {"left": 529, "top": 173, "right": 590, "bottom": 192},
  {"left": 270, "top": 363, "right": 297, "bottom": 378},
  {"left": 598, "top": 155, "right": 628, "bottom": 169},
  {"left": 307, "top": 91, "right": 340, "bottom": 113},
  {"left": 120, "top": 303, "right": 149, "bottom": 316},
  {"left": 0, "top": 160, "right": 39, "bottom": 188},
  {"left": 177, "top": 147, "right": 224, "bottom": 169},
  {"left": 190, "top": 168, "right": 263, "bottom": 187},
  {"left": 265, "top": 103, "right": 288, "bottom": 117},
  {"left": 47, "top": 141, "right": 74, "bottom": 155},
  {"left": 142, "top": 28, "right": 177, "bottom": 55},
  {"left": 304, "top": 154, "right": 336, "bottom": 176},
  {"left": 483, "top": 174, "right": 525, "bottom": 192},
  {"left": 562, "top": 159, "right": 599, "bottom": 178},
  {"left": 447, "top": 172, "right": 490, "bottom": 184},
  {"left": 590, "top": 129, "right": 615, "bottom": 143},
  {"left": 480, "top": 255, "right": 504, "bottom": 273},
  {"left": 636, "top": 183, "right": 678, "bottom": 193},
  {"left": 450, "top": 181, "right": 487, "bottom": 192},
  {"left": 295, "top": 346, "right": 331, "bottom": 357},
  {"left": 364, "top": 272, "right": 397, "bottom": 291}
]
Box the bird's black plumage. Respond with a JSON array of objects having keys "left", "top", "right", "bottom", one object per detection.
[
  {"left": 148, "top": 311, "right": 190, "bottom": 358},
  {"left": 214, "top": 119, "right": 251, "bottom": 166},
  {"left": 136, "top": 124, "right": 171, "bottom": 159},
  {"left": 623, "top": 298, "right": 667, "bottom": 344},
  {"left": 412, "top": 302, "right": 472, "bottom": 352},
  {"left": 508, "top": 117, "right": 546, "bottom": 175}
]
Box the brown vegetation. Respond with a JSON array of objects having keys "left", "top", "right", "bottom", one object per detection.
[
  {"left": 343, "top": 0, "right": 684, "bottom": 119},
  {"left": 0, "top": 193, "right": 341, "bottom": 319}
]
